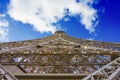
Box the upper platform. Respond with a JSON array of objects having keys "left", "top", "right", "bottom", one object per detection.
[{"left": 55, "top": 31, "right": 65, "bottom": 34}]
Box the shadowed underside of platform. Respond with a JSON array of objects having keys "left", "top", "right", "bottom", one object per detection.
[{"left": 0, "top": 31, "right": 120, "bottom": 80}]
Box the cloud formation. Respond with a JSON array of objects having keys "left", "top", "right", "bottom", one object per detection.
[
  {"left": 8, "top": 0, "right": 98, "bottom": 33},
  {"left": 0, "top": 14, "right": 9, "bottom": 42}
]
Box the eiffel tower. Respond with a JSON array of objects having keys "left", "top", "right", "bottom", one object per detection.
[{"left": 0, "top": 31, "right": 120, "bottom": 80}]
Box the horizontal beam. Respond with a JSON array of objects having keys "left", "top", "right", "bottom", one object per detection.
[
  {"left": 0, "top": 53, "right": 119, "bottom": 55},
  {"left": 15, "top": 73, "right": 89, "bottom": 79},
  {"left": 1, "top": 62, "right": 108, "bottom": 65}
]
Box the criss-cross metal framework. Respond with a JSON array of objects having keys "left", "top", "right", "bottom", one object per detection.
[{"left": 0, "top": 31, "right": 120, "bottom": 80}]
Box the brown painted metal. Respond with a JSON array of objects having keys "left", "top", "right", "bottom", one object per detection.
[{"left": 0, "top": 31, "right": 120, "bottom": 79}]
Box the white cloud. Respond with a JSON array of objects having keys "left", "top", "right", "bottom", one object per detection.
[
  {"left": 0, "top": 14, "right": 9, "bottom": 42},
  {"left": 8, "top": 0, "right": 98, "bottom": 33},
  {"left": 63, "top": 17, "right": 70, "bottom": 22}
]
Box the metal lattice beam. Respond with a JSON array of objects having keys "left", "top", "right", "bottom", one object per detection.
[{"left": 82, "top": 57, "right": 120, "bottom": 80}]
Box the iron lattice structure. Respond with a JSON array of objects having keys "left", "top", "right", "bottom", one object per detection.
[{"left": 0, "top": 31, "right": 120, "bottom": 80}]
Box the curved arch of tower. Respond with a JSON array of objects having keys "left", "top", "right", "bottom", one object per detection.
[{"left": 0, "top": 31, "right": 120, "bottom": 80}]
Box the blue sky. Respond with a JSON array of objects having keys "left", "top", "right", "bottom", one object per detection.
[{"left": 0, "top": 0, "right": 120, "bottom": 43}]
